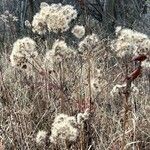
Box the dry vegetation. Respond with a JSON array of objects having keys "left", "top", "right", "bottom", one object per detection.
[{"left": 0, "top": 2, "right": 150, "bottom": 150}]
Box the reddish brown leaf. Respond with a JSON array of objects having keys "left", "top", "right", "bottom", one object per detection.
[
  {"left": 127, "top": 67, "right": 141, "bottom": 81},
  {"left": 132, "top": 54, "right": 147, "bottom": 62}
]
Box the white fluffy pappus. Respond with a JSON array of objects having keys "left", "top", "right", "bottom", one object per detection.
[
  {"left": 10, "top": 37, "right": 37, "bottom": 70},
  {"left": 110, "top": 83, "right": 139, "bottom": 97},
  {"left": 50, "top": 109, "right": 90, "bottom": 144},
  {"left": 50, "top": 114, "right": 78, "bottom": 144},
  {"left": 36, "top": 130, "right": 47, "bottom": 144},
  {"left": 112, "top": 27, "right": 150, "bottom": 57},
  {"left": 32, "top": 3, "right": 77, "bottom": 34},
  {"left": 78, "top": 33, "right": 99, "bottom": 54},
  {"left": 72, "top": 25, "right": 85, "bottom": 39}
]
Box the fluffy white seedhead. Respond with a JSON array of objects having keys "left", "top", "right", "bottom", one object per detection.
[
  {"left": 53, "top": 114, "right": 69, "bottom": 124},
  {"left": 32, "top": 13, "right": 47, "bottom": 35},
  {"left": 10, "top": 37, "right": 37, "bottom": 70},
  {"left": 61, "top": 5, "right": 77, "bottom": 21},
  {"left": 112, "top": 27, "right": 150, "bottom": 57},
  {"left": 115, "top": 26, "right": 122, "bottom": 35},
  {"left": 72, "top": 25, "right": 85, "bottom": 39},
  {"left": 25, "top": 20, "right": 31, "bottom": 28},
  {"left": 110, "top": 84, "right": 123, "bottom": 97},
  {"left": 77, "top": 109, "right": 90, "bottom": 125},
  {"left": 44, "top": 39, "right": 74, "bottom": 70},
  {"left": 52, "top": 40, "right": 68, "bottom": 56},
  {"left": 36, "top": 130, "right": 47, "bottom": 144},
  {"left": 78, "top": 33, "right": 99, "bottom": 54},
  {"left": 50, "top": 114, "right": 78, "bottom": 144},
  {"left": 110, "top": 83, "right": 139, "bottom": 97},
  {"left": 118, "top": 28, "right": 148, "bottom": 42},
  {"left": 32, "top": 3, "right": 77, "bottom": 34},
  {"left": 40, "top": 2, "right": 49, "bottom": 8},
  {"left": 141, "top": 61, "right": 150, "bottom": 69}
]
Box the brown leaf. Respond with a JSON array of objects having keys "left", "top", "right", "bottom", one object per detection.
[
  {"left": 132, "top": 54, "right": 147, "bottom": 62},
  {"left": 127, "top": 67, "right": 141, "bottom": 81}
]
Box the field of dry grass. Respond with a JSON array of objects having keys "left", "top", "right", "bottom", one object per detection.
[{"left": 0, "top": 2, "right": 150, "bottom": 150}]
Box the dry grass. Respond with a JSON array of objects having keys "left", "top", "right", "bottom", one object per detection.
[
  {"left": 0, "top": 2, "right": 150, "bottom": 150},
  {"left": 0, "top": 38, "right": 150, "bottom": 150}
]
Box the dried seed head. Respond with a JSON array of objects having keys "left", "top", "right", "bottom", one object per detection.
[
  {"left": 110, "top": 83, "right": 139, "bottom": 97},
  {"left": 32, "top": 3, "right": 77, "bottom": 34},
  {"left": 77, "top": 108, "right": 90, "bottom": 124},
  {"left": 10, "top": 37, "right": 37, "bottom": 71},
  {"left": 72, "top": 25, "right": 85, "bottom": 39},
  {"left": 36, "top": 130, "right": 47, "bottom": 144},
  {"left": 141, "top": 61, "right": 150, "bottom": 69},
  {"left": 50, "top": 114, "right": 78, "bottom": 144},
  {"left": 112, "top": 27, "right": 150, "bottom": 58},
  {"left": 78, "top": 33, "right": 99, "bottom": 54},
  {"left": 25, "top": 20, "right": 31, "bottom": 28}
]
